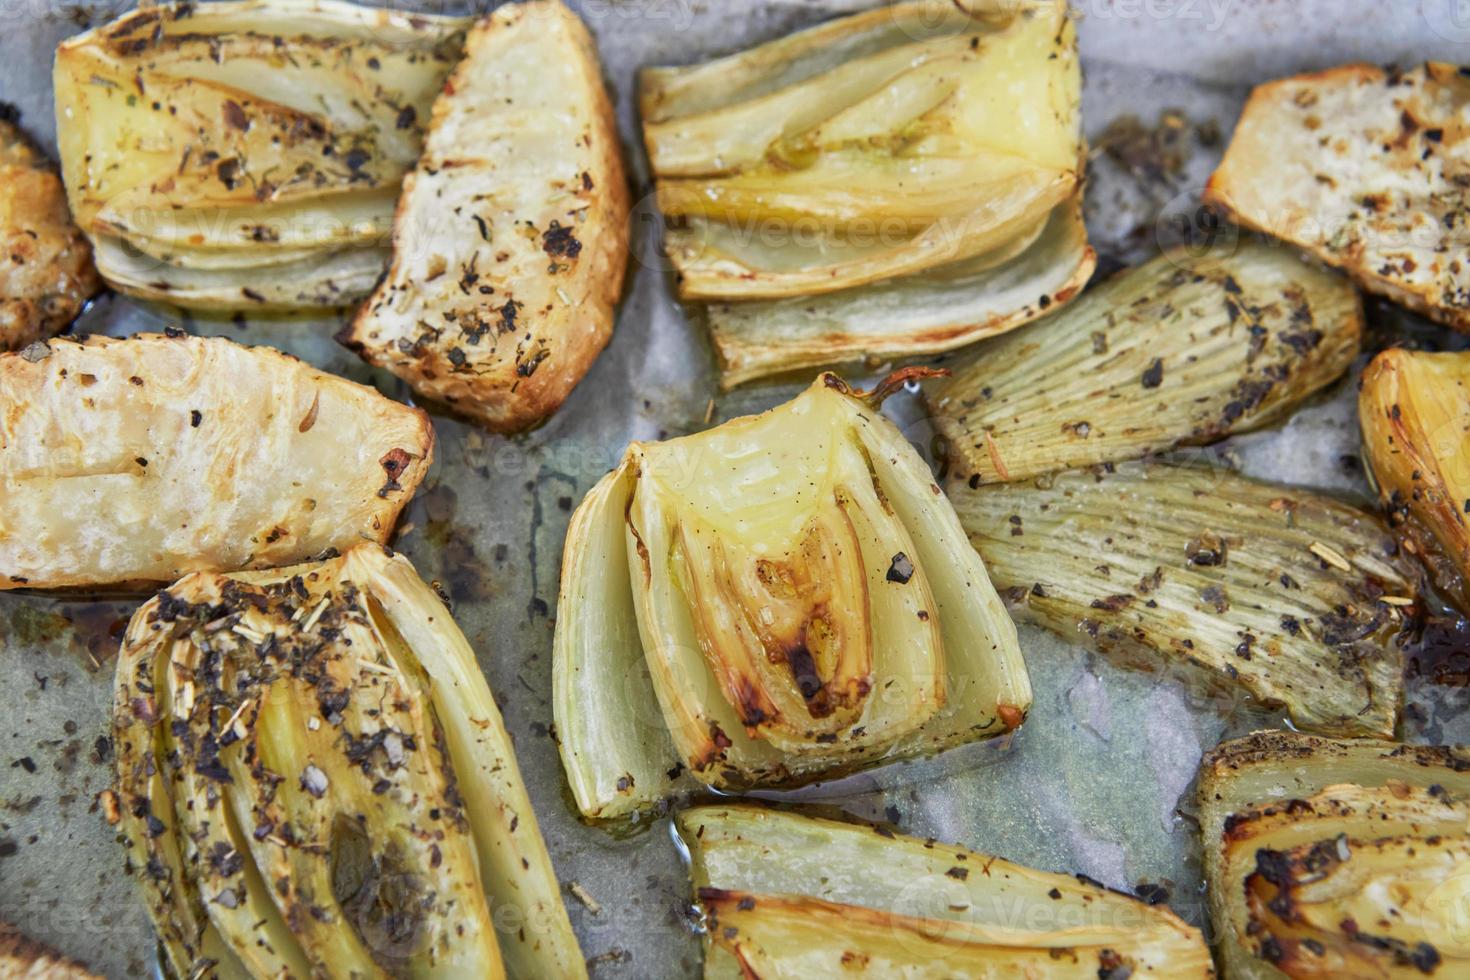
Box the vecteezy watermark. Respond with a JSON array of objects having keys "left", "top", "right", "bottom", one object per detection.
[
  {"left": 1076, "top": 0, "right": 1236, "bottom": 33},
  {"left": 1423, "top": 0, "right": 1470, "bottom": 45},
  {"left": 1425, "top": 865, "right": 1470, "bottom": 956},
  {"left": 582, "top": 0, "right": 697, "bottom": 33}
]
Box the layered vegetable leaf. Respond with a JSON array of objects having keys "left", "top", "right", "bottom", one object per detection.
[
  {"left": 1360, "top": 347, "right": 1470, "bottom": 612},
  {"left": 640, "top": 0, "right": 1091, "bottom": 384},
  {"left": 928, "top": 239, "right": 1361, "bottom": 484},
  {"left": 553, "top": 372, "right": 1029, "bottom": 820},
  {"left": 1198, "top": 731, "right": 1470, "bottom": 980},
  {"left": 950, "top": 462, "right": 1419, "bottom": 737},
  {"left": 679, "top": 804, "right": 1213, "bottom": 978},
  {"left": 113, "top": 544, "right": 585, "bottom": 979},
  {"left": 53, "top": 0, "right": 467, "bottom": 309}
]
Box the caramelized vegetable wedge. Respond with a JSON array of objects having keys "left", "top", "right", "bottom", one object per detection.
[
  {"left": 1360, "top": 347, "right": 1470, "bottom": 611},
  {"left": 706, "top": 196, "right": 1094, "bottom": 388},
  {"left": 1198, "top": 731, "right": 1470, "bottom": 980},
  {"left": 679, "top": 804, "right": 1213, "bottom": 978},
  {"left": 929, "top": 240, "right": 1361, "bottom": 484},
  {"left": 53, "top": 0, "right": 467, "bottom": 309},
  {"left": 950, "top": 462, "right": 1418, "bottom": 737},
  {"left": 113, "top": 544, "right": 585, "bottom": 979},
  {"left": 1207, "top": 63, "right": 1470, "bottom": 330},
  {"left": 640, "top": 0, "right": 1087, "bottom": 383},
  {"left": 0, "top": 921, "right": 102, "bottom": 979},
  {"left": 0, "top": 113, "right": 100, "bottom": 350},
  {"left": 553, "top": 372, "right": 1029, "bottom": 820},
  {"left": 341, "top": 0, "right": 628, "bottom": 434},
  {"left": 0, "top": 333, "right": 432, "bottom": 590}
]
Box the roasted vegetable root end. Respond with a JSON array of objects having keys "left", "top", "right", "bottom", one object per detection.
[{"left": 341, "top": 0, "right": 630, "bottom": 433}]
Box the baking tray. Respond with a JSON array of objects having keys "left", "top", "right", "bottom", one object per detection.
[{"left": 3, "top": 1, "right": 1470, "bottom": 976}]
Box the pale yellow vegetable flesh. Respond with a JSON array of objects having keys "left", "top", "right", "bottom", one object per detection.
[
  {"left": 553, "top": 373, "right": 1028, "bottom": 819},
  {"left": 680, "top": 805, "right": 1213, "bottom": 979},
  {"left": 52, "top": 0, "right": 468, "bottom": 309},
  {"left": 1360, "top": 347, "right": 1470, "bottom": 612},
  {"left": 638, "top": 0, "right": 1090, "bottom": 385}
]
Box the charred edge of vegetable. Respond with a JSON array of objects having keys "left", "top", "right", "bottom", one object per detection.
[{"left": 1201, "top": 729, "right": 1470, "bottom": 776}]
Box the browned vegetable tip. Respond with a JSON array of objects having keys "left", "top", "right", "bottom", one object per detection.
[
  {"left": 1206, "top": 62, "right": 1470, "bottom": 330},
  {"left": 1198, "top": 731, "right": 1470, "bottom": 980},
  {"left": 1360, "top": 347, "right": 1470, "bottom": 612},
  {"left": 0, "top": 111, "right": 100, "bottom": 351},
  {"left": 0, "top": 921, "right": 101, "bottom": 979},
  {"left": 341, "top": 0, "right": 629, "bottom": 433}
]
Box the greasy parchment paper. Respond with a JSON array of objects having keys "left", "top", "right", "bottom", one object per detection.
[{"left": 3, "top": 1, "right": 1470, "bottom": 976}]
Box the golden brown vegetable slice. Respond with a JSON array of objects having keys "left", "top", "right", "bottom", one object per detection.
[
  {"left": 1360, "top": 347, "right": 1470, "bottom": 611},
  {"left": 113, "top": 544, "right": 585, "bottom": 979},
  {"left": 929, "top": 239, "right": 1361, "bottom": 484},
  {"left": 680, "top": 804, "right": 1213, "bottom": 978},
  {"left": 341, "top": 0, "right": 629, "bottom": 433},
  {"left": 705, "top": 195, "right": 1094, "bottom": 388},
  {"left": 639, "top": 0, "right": 1089, "bottom": 384},
  {"left": 951, "top": 462, "right": 1418, "bottom": 738},
  {"left": 641, "top": 0, "right": 1081, "bottom": 298},
  {"left": 1207, "top": 63, "right": 1470, "bottom": 329},
  {"left": 1242, "top": 834, "right": 1468, "bottom": 978},
  {"left": 52, "top": 0, "right": 467, "bottom": 310},
  {"left": 1198, "top": 731, "right": 1470, "bottom": 980},
  {"left": 0, "top": 921, "right": 102, "bottom": 979},
  {"left": 0, "top": 111, "right": 99, "bottom": 350},
  {"left": 553, "top": 372, "right": 1028, "bottom": 819},
  {"left": 0, "top": 333, "right": 432, "bottom": 591}
]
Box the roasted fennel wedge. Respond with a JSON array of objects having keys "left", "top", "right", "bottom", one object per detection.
[
  {"left": 341, "top": 0, "right": 628, "bottom": 433},
  {"left": 0, "top": 334, "right": 432, "bottom": 591},
  {"left": 1198, "top": 731, "right": 1470, "bottom": 980},
  {"left": 950, "top": 462, "right": 1418, "bottom": 737},
  {"left": 0, "top": 113, "right": 100, "bottom": 350},
  {"left": 53, "top": 0, "right": 467, "bottom": 310},
  {"left": 1207, "top": 63, "right": 1470, "bottom": 330},
  {"left": 553, "top": 372, "right": 1029, "bottom": 820},
  {"left": 706, "top": 196, "right": 1093, "bottom": 388},
  {"left": 929, "top": 239, "right": 1361, "bottom": 484},
  {"left": 640, "top": 0, "right": 1089, "bottom": 384},
  {"left": 1360, "top": 348, "right": 1470, "bottom": 612},
  {"left": 113, "top": 543, "right": 584, "bottom": 980},
  {"left": 678, "top": 805, "right": 1212, "bottom": 979}
]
